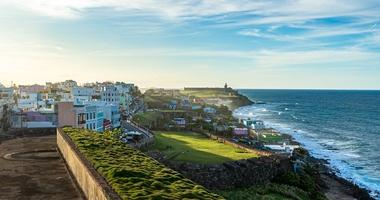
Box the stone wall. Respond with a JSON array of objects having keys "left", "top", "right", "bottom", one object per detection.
[
  {"left": 57, "top": 128, "right": 121, "bottom": 200},
  {"left": 5, "top": 128, "right": 56, "bottom": 137},
  {"left": 148, "top": 151, "right": 291, "bottom": 190}
]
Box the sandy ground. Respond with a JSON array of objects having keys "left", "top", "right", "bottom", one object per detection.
[{"left": 0, "top": 135, "right": 84, "bottom": 200}]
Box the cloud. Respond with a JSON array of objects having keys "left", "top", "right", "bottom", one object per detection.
[
  {"left": 1, "top": 0, "right": 379, "bottom": 21},
  {"left": 85, "top": 47, "right": 380, "bottom": 71}
]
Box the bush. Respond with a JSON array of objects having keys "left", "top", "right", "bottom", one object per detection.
[{"left": 273, "top": 166, "right": 327, "bottom": 200}]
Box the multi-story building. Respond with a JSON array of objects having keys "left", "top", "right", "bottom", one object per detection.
[
  {"left": 56, "top": 101, "right": 120, "bottom": 132},
  {"left": 17, "top": 92, "right": 40, "bottom": 111},
  {"left": 101, "top": 86, "right": 120, "bottom": 104},
  {"left": 71, "top": 86, "right": 94, "bottom": 105},
  {"left": 0, "top": 84, "right": 13, "bottom": 101},
  {"left": 18, "top": 84, "right": 45, "bottom": 93}
]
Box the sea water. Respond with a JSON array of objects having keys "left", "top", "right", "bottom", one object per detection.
[{"left": 234, "top": 89, "right": 380, "bottom": 198}]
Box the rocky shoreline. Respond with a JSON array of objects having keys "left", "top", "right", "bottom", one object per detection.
[{"left": 259, "top": 125, "right": 375, "bottom": 200}]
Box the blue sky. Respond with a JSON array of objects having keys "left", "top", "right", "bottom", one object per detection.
[{"left": 0, "top": 0, "right": 379, "bottom": 89}]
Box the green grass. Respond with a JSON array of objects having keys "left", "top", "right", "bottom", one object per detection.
[
  {"left": 216, "top": 183, "right": 310, "bottom": 200},
  {"left": 258, "top": 133, "right": 284, "bottom": 143},
  {"left": 149, "top": 131, "right": 259, "bottom": 164},
  {"left": 133, "top": 111, "right": 162, "bottom": 127},
  {"left": 63, "top": 128, "right": 223, "bottom": 200},
  {"left": 181, "top": 90, "right": 235, "bottom": 98}
]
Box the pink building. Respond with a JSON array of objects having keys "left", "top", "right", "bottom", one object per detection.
[
  {"left": 57, "top": 102, "right": 78, "bottom": 128},
  {"left": 233, "top": 128, "right": 249, "bottom": 136}
]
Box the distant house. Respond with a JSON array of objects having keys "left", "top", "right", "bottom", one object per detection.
[
  {"left": 233, "top": 128, "right": 249, "bottom": 136},
  {"left": 203, "top": 107, "right": 217, "bottom": 114},
  {"left": 252, "top": 120, "right": 265, "bottom": 130},
  {"left": 173, "top": 118, "right": 186, "bottom": 127},
  {"left": 203, "top": 118, "right": 212, "bottom": 123},
  {"left": 180, "top": 98, "right": 192, "bottom": 110},
  {"left": 242, "top": 118, "right": 265, "bottom": 130},
  {"left": 191, "top": 105, "right": 202, "bottom": 110},
  {"left": 167, "top": 100, "right": 177, "bottom": 110}
]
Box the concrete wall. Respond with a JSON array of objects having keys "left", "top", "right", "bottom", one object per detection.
[{"left": 57, "top": 129, "right": 121, "bottom": 200}]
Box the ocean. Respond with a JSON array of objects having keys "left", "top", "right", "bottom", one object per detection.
[{"left": 233, "top": 89, "right": 380, "bottom": 198}]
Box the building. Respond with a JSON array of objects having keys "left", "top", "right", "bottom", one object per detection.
[
  {"left": 56, "top": 102, "right": 78, "bottom": 128},
  {"left": 56, "top": 101, "right": 120, "bottom": 132},
  {"left": 0, "top": 85, "right": 13, "bottom": 101},
  {"left": 58, "top": 80, "right": 78, "bottom": 91},
  {"left": 167, "top": 100, "right": 177, "bottom": 110},
  {"left": 173, "top": 118, "right": 186, "bottom": 127},
  {"left": 203, "top": 107, "right": 217, "bottom": 114},
  {"left": 242, "top": 118, "right": 265, "bottom": 130},
  {"left": 17, "top": 92, "right": 40, "bottom": 111},
  {"left": 101, "top": 86, "right": 120, "bottom": 105},
  {"left": 252, "top": 120, "right": 265, "bottom": 130},
  {"left": 233, "top": 128, "right": 249, "bottom": 136},
  {"left": 71, "top": 87, "right": 94, "bottom": 105},
  {"left": 18, "top": 84, "right": 45, "bottom": 93}
]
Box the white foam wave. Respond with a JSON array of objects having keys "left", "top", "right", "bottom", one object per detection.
[{"left": 234, "top": 104, "right": 380, "bottom": 199}]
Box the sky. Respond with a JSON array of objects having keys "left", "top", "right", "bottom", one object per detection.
[{"left": 0, "top": 0, "right": 379, "bottom": 89}]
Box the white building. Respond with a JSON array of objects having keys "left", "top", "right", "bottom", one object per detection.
[
  {"left": 242, "top": 118, "right": 265, "bottom": 130},
  {"left": 252, "top": 120, "right": 265, "bottom": 130},
  {"left": 101, "top": 86, "right": 120, "bottom": 105},
  {"left": 203, "top": 107, "right": 217, "bottom": 114},
  {"left": 72, "top": 87, "right": 94, "bottom": 105},
  {"left": 0, "top": 84, "right": 13, "bottom": 102},
  {"left": 17, "top": 92, "right": 39, "bottom": 111}
]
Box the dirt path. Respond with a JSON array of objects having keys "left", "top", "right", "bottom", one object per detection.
[{"left": 0, "top": 135, "right": 84, "bottom": 200}]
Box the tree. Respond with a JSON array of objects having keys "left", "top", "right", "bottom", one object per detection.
[{"left": 1, "top": 104, "right": 11, "bottom": 132}]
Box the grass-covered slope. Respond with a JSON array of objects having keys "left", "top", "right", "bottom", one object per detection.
[
  {"left": 216, "top": 183, "right": 310, "bottom": 200},
  {"left": 63, "top": 128, "right": 223, "bottom": 200},
  {"left": 148, "top": 131, "right": 259, "bottom": 164}
]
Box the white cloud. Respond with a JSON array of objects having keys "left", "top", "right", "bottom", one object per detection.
[{"left": 1, "top": 0, "right": 379, "bottom": 22}]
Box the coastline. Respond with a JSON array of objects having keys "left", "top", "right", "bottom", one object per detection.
[
  {"left": 282, "top": 131, "right": 374, "bottom": 200},
  {"left": 233, "top": 92, "right": 375, "bottom": 199}
]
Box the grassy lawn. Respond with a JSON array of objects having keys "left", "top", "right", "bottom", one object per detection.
[
  {"left": 258, "top": 133, "right": 284, "bottom": 144},
  {"left": 64, "top": 128, "right": 222, "bottom": 200},
  {"left": 181, "top": 90, "right": 235, "bottom": 98},
  {"left": 150, "top": 131, "right": 258, "bottom": 164}
]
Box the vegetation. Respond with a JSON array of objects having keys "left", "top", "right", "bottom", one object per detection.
[
  {"left": 132, "top": 111, "right": 163, "bottom": 129},
  {"left": 273, "top": 166, "right": 327, "bottom": 200},
  {"left": 64, "top": 128, "right": 223, "bottom": 200},
  {"left": 180, "top": 88, "right": 253, "bottom": 110},
  {"left": 147, "top": 131, "right": 259, "bottom": 164},
  {"left": 181, "top": 89, "right": 236, "bottom": 98},
  {"left": 258, "top": 133, "right": 284, "bottom": 143},
  {"left": 216, "top": 183, "right": 310, "bottom": 200}
]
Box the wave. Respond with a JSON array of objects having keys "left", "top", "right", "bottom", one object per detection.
[{"left": 233, "top": 104, "right": 380, "bottom": 199}]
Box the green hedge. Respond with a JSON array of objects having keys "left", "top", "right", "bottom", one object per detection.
[{"left": 64, "top": 128, "right": 223, "bottom": 200}]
